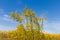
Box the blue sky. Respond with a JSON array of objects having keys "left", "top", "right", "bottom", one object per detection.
[{"left": 0, "top": 0, "right": 60, "bottom": 34}]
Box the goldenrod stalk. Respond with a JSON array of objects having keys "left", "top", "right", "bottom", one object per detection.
[{"left": 30, "top": 16, "right": 34, "bottom": 40}]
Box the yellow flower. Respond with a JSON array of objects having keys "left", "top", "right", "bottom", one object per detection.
[
  {"left": 26, "top": 23, "right": 34, "bottom": 27},
  {"left": 15, "top": 13, "right": 20, "bottom": 20},
  {"left": 34, "top": 18, "right": 38, "bottom": 23},
  {"left": 22, "top": 10, "right": 29, "bottom": 16},
  {"left": 10, "top": 12, "right": 15, "bottom": 18},
  {"left": 20, "top": 16, "right": 24, "bottom": 20},
  {"left": 26, "top": 23, "right": 31, "bottom": 27},
  {"left": 29, "top": 10, "right": 35, "bottom": 16},
  {"left": 38, "top": 18, "right": 41, "bottom": 21},
  {"left": 0, "top": 32, "right": 2, "bottom": 36},
  {"left": 25, "top": 10, "right": 29, "bottom": 16},
  {"left": 16, "top": 24, "right": 24, "bottom": 30}
]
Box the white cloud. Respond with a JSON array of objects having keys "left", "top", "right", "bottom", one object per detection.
[
  {"left": 1, "top": 14, "right": 18, "bottom": 24},
  {"left": 43, "top": 21, "right": 60, "bottom": 34},
  {"left": 2, "top": 14, "right": 15, "bottom": 22},
  {"left": 3, "top": 14, "right": 9, "bottom": 18},
  {"left": 3, "top": 17, "right": 11, "bottom": 21},
  {"left": 0, "top": 24, "right": 16, "bottom": 31},
  {"left": 0, "top": 9, "right": 9, "bottom": 21},
  {"left": 2, "top": 14, "right": 11, "bottom": 21},
  {"left": 43, "top": 29, "right": 54, "bottom": 34}
]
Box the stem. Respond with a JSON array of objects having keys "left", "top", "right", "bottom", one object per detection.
[
  {"left": 36, "top": 22, "right": 40, "bottom": 40},
  {"left": 30, "top": 16, "right": 34, "bottom": 40}
]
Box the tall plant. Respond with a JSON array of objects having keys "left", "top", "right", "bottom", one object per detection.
[{"left": 10, "top": 6, "right": 45, "bottom": 40}]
